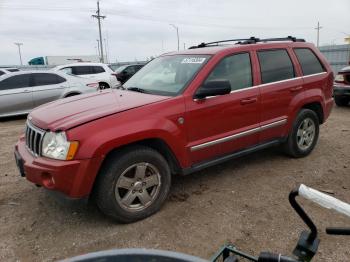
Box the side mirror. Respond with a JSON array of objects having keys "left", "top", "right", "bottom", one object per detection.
[{"left": 194, "top": 79, "right": 231, "bottom": 99}]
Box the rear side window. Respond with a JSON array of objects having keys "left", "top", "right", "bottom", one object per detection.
[
  {"left": 73, "top": 66, "right": 94, "bottom": 75},
  {"left": 0, "top": 74, "right": 31, "bottom": 90},
  {"left": 206, "top": 52, "right": 252, "bottom": 91},
  {"left": 258, "top": 49, "right": 295, "bottom": 84},
  {"left": 93, "top": 66, "right": 105, "bottom": 73},
  {"left": 33, "top": 73, "right": 66, "bottom": 86},
  {"left": 0, "top": 71, "right": 5, "bottom": 76},
  {"left": 294, "top": 48, "right": 325, "bottom": 76}
]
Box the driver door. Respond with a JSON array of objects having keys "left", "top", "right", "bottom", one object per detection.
[{"left": 185, "top": 52, "right": 260, "bottom": 164}]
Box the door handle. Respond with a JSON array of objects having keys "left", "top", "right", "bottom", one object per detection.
[
  {"left": 240, "top": 97, "right": 257, "bottom": 105},
  {"left": 23, "top": 89, "right": 31, "bottom": 93},
  {"left": 290, "top": 86, "right": 303, "bottom": 92}
]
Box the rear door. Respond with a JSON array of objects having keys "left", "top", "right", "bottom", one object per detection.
[
  {"left": 32, "top": 73, "right": 68, "bottom": 106},
  {"left": 256, "top": 48, "right": 303, "bottom": 142},
  {"left": 0, "top": 74, "right": 33, "bottom": 116}
]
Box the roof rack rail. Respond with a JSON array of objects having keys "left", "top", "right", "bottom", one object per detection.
[{"left": 188, "top": 36, "right": 305, "bottom": 49}]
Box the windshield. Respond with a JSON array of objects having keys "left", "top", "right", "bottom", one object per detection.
[
  {"left": 115, "top": 65, "right": 128, "bottom": 73},
  {"left": 123, "top": 55, "right": 210, "bottom": 96}
]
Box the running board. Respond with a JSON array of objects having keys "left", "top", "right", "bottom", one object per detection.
[{"left": 182, "top": 139, "right": 283, "bottom": 175}]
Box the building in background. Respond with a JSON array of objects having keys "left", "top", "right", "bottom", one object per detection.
[
  {"left": 319, "top": 44, "right": 350, "bottom": 73},
  {"left": 28, "top": 55, "right": 106, "bottom": 66}
]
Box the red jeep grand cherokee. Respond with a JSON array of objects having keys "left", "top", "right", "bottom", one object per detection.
[{"left": 15, "top": 37, "right": 333, "bottom": 223}]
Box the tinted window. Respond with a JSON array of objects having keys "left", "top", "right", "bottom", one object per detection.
[
  {"left": 93, "top": 66, "right": 105, "bottom": 73},
  {"left": 33, "top": 73, "right": 66, "bottom": 86},
  {"left": 206, "top": 53, "right": 252, "bottom": 91},
  {"left": 124, "top": 66, "right": 136, "bottom": 74},
  {"left": 258, "top": 49, "right": 295, "bottom": 84},
  {"left": 73, "top": 66, "right": 94, "bottom": 75},
  {"left": 0, "top": 74, "right": 31, "bottom": 90},
  {"left": 60, "top": 67, "right": 73, "bottom": 74},
  {"left": 8, "top": 69, "right": 19, "bottom": 72},
  {"left": 0, "top": 71, "right": 4, "bottom": 76},
  {"left": 294, "top": 48, "right": 325, "bottom": 75}
]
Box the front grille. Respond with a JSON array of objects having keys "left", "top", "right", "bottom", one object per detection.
[{"left": 25, "top": 121, "right": 45, "bottom": 156}]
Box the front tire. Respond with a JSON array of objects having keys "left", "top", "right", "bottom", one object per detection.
[
  {"left": 283, "top": 109, "right": 319, "bottom": 158},
  {"left": 334, "top": 96, "right": 349, "bottom": 107},
  {"left": 94, "top": 146, "right": 171, "bottom": 223}
]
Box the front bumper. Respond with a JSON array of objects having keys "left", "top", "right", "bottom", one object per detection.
[
  {"left": 334, "top": 85, "right": 350, "bottom": 97},
  {"left": 15, "top": 136, "right": 101, "bottom": 199}
]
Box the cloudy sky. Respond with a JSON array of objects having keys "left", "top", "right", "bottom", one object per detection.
[{"left": 0, "top": 0, "right": 349, "bottom": 65}]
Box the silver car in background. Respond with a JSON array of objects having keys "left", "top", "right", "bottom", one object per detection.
[{"left": 0, "top": 70, "right": 99, "bottom": 118}]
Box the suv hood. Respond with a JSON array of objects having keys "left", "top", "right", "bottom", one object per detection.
[{"left": 29, "top": 90, "right": 170, "bottom": 131}]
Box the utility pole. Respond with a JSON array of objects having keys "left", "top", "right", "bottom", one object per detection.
[
  {"left": 14, "top": 42, "right": 23, "bottom": 65},
  {"left": 315, "top": 21, "right": 322, "bottom": 48},
  {"left": 96, "top": 39, "right": 101, "bottom": 57},
  {"left": 92, "top": 1, "right": 106, "bottom": 63},
  {"left": 169, "top": 24, "right": 179, "bottom": 51}
]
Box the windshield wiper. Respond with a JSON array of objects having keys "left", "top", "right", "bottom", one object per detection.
[{"left": 127, "top": 87, "right": 148, "bottom": 94}]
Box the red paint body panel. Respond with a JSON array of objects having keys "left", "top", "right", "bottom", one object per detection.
[{"left": 16, "top": 41, "right": 334, "bottom": 199}]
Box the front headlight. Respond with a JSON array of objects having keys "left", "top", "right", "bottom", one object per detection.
[{"left": 42, "top": 132, "right": 79, "bottom": 160}]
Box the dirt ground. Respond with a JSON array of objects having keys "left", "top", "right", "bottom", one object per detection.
[{"left": 0, "top": 106, "right": 350, "bottom": 262}]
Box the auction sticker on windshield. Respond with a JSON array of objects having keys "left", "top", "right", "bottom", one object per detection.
[{"left": 181, "top": 57, "right": 206, "bottom": 64}]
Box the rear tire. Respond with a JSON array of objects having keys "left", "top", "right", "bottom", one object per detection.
[
  {"left": 334, "top": 96, "right": 349, "bottom": 107},
  {"left": 283, "top": 109, "right": 319, "bottom": 158},
  {"left": 94, "top": 146, "right": 171, "bottom": 223},
  {"left": 99, "top": 82, "right": 110, "bottom": 90}
]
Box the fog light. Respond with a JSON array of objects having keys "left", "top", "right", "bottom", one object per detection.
[{"left": 41, "top": 173, "right": 55, "bottom": 189}]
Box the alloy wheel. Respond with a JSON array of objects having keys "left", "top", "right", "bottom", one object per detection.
[{"left": 114, "top": 163, "right": 161, "bottom": 212}]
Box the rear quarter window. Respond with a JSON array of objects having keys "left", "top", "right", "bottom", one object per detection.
[{"left": 294, "top": 48, "right": 325, "bottom": 76}]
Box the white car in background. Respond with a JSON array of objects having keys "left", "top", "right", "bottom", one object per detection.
[
  {"left": 52, "top": 62, "right": 120, "bottom": 89},
  {"left": 0, "top": 70, "right": 99, "bottom": 118},
  {"left": 0, "top": 67, "right": 20, "bottom": 76}
]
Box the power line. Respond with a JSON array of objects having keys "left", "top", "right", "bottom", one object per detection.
[{"left": 92, "top": 1, "right": 106, "bottom": 63}]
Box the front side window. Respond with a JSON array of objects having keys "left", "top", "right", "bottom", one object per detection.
[
  {"left": 33, "top": 73, "right": 66, "bottom": 86},
  {"left": 124, "top": 55, "right": 210, "bottom": 96},
  {"left": 72, "top": 66, "right": 94, "bottom": 75},
  {"left": 125, "top": 66, "right": 136, "bottom": 74},
  {"left": 294, "top": 48, "right": 325, "bottom": 76},
  {"left": 258, "top": 49, "right": 295, "bottom": 84},
  {"left": 205, "top": 52, "right": 252, "bottom": 91},
  {"left": 0, "top": 74, "right": 31, "bottom": 90}
]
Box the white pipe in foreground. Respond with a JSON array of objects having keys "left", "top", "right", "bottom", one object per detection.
[{"left": 299, "top": 184, "right": 350, "bottom": 218}]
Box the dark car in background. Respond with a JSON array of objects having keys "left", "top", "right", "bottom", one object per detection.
[
  {"left": 333, "top": 66, "right": 350, "bottom": 106},
  {"left": 114, "top": 64, "right": 144, "bottom": 84}
]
